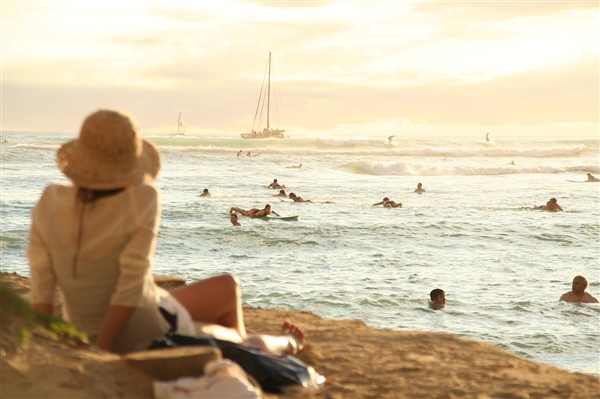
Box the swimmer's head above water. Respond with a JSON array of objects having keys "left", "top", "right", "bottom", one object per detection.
[{"left": 429, "top": 288, "right": 446, "bottom": 308}]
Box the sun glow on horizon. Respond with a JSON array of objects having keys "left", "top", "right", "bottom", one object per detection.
[{"left": 1, "top": 1, "right": 598, "bottom": 137}]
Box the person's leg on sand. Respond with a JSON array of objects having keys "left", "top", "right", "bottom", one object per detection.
[
  {"left": 170, "top": 274, "right": 247, "bottom": 338},
  {"left": 244, "top": 320, "right": 305, "bottom": 355}
]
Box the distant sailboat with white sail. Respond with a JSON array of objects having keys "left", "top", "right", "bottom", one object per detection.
[
  {"left": 241, "top": 52, "right": 286, "bottom": 139},
  {"left": 171, "top": 112, "right": 185, "bottom": 136}
]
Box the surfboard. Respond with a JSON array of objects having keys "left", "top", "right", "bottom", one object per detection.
[
  {"left": 566, "top": 180, "right": 597, "bottom": 183},
  {"left": 227, "top": 213, "right": 300, "bottom": 221},
  {"left": 255, "top": 215, "right": 300, "bottom": 221}
]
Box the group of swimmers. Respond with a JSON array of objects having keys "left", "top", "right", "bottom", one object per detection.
[
  {"left": 529, "top": 174, "right": 598, "bottom": 211},
  {"left": 371, "top": 183, "right": 428, "bottom": 209},
  {"left": 273, "top": 189, "right": 311, "bottom": 203},
  {"left": 206, "top": 170, "right": 598, "bottom": 216},
  {"left": 430, "top": 275, "right": 598, "bottom": 310},
  {"left": 267, "top": 179, "right": 314, "bottom": 202}
]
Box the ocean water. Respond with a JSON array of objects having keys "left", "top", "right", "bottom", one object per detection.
[{"left": 1, "top": 132, "right": 599, "bottom": 375}]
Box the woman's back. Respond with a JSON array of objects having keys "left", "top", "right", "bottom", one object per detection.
[{"left": 28, "top": 182, "right": 167, "bottom": 350}]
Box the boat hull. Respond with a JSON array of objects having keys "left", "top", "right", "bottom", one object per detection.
[{"left": 241, "top": 129, "right": 286, "bottom": 139}]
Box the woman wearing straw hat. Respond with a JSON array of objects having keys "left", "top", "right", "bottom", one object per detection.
[{"left": 27, "top": 109, "right": 304, "bottom": 354}]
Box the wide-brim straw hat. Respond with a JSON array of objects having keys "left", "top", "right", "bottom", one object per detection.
[{"left": 57, "top": 109, "right": 161, "bottom": 190}]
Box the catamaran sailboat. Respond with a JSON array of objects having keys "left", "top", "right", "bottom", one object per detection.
[{"left": 241, "top": 52, "right": 286, "bottom": 139}]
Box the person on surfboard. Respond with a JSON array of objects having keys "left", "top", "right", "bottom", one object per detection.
[
  {"left": 373, "top": 197, "right": 402, "bottom": 208},
  {"left": 230, "top": 204, "right": 279, "bottom": 217},
  {"left": 274, "top": 189, "right": 288, "bottom": 197},
  {"left": 373, "top": 197, "right": 390, "bottom": 206},
  {"left": 533, "top": 197, "right": 563, "bottom": 212},
  {"left": 587, "top": 173, "right": 599, "bottom": 182},
  {"left": 486, "top": 132, "right": 490, "bottom": 142},
  {"left": 289, "top": 193, "right": 311, "bottom": 203}
]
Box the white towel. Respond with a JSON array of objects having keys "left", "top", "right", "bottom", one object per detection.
[{"left": 153, "top": 359, "right": 262, "bottom": 399}]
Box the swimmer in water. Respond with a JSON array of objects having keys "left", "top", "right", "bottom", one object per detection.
[
  {"left": 199, "top": 188, "right": 211, "bottom": 197},
  {"left": 267, "top": 179, "right": 286, "bottom": 190},
  {"left": 429, "top": 288, "right": 446, "bottom": 309},
  {"left": 274, "top": 189, "right": 288, "bottom": 197},
  {"left": 388, "top": 135, "right": 394, "bottom": 143},
  {"left": 559, "top": 275, "right": 598, "bottom": 303},
  {"left": 237, "top": 150, "right": 243, "bottom": 157},
  {"left": 286, "top": 164, "right": 302, "bottom": 169},
  {"left": 230, "top": 213, "right": 241, "bottom": 226},
  {"left": 414, "top": 183, "right": 426, "bottom": 193}
]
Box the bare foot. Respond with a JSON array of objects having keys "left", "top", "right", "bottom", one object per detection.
[{"left": 281, "top": 320, "right": 305, "bottom": 354}]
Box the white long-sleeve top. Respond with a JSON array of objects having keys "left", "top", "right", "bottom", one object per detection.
[{"left": 27, "top": 182, "right": 177, "bottom": 353}]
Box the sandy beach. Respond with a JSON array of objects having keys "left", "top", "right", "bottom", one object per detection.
[{"left": 1, "top": 272, "right": 598, "bottom": 399}]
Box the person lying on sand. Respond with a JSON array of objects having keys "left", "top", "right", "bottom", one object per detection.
[
  {"left": 274, "top": 189, "right": 288, "bottom": 197},
  {"left": 199, "top": 188, "right": 211, "bottom": 197},
  {"left": 414, "top": 183, "right": 426, "bottom": 193},
  {"left": 429, "top": 289, "right": 446, "bottom": 309},
  {"left": 559, "top": 275, "right": 599, "bottom": 303},
  {"left": 587, "top": 173, "right": 600, "bottom": 182},
  {"left": 267, "top": 179, "right": 286, "bottom": 190},
  {"left": 534, "top": 197, "right": 563, "bottom": 212},
  {"left": 230, "top": 204, "right": 280, "bottom": 217},
  {"left": 289, "top": 193, "right": 311, "bottom": 203},
  {"left": 230, "top": 213, "right": 241, "bottom": 226}
]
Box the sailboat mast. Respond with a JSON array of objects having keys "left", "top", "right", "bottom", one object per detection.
[
  {"left": 267, "top": 52, "right": 271, "bottom": 129},
  {"left": 177, "top": 112, "right": 185, "bottom": 135}
]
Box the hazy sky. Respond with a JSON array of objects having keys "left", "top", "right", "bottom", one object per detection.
[{"left": 2, "top": 1, "right": 598, "bottom": 137}]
